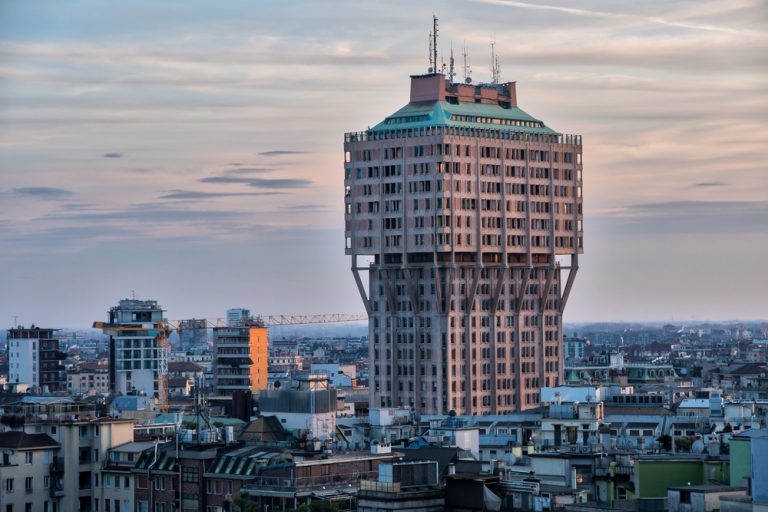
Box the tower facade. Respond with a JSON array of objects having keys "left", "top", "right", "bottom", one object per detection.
[{"left": 345, "top": 73, "right": 583, "bottom": 415}]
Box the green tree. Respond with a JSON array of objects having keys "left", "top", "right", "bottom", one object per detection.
[{"left": 232, "top": 491, "right": 259, "bottom": 512}]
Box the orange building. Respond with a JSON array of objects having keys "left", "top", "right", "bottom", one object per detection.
[{"left": 212, "top": 325, "right": 269, "bottom": 395}]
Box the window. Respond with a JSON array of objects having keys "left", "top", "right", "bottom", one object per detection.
[
  {"left": 182, "top": 467, "right": 197, "bottom": 483},
  {"left": 5, "top": 478, "right": 14, "bottom": 492},
  {"left": 25, "top": 452, "right": 33, "bottom": 464},
  {"left": 44, "top": 476, "right": 50, "bottom": 489},
  {"left": 25, "top": 477, "right": 32, "bottom": 491}
]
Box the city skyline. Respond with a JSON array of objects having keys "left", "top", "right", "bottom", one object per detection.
[{"left": 1, "top": 0, "right": 766, "bottom": 328}]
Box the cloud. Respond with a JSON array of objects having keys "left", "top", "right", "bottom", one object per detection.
[
  {"left": 692, "top": 181, "right": 729, "bottom": 188},
  {"left": 47, "top": 205, "right": 246, "bottom": 224},
  {"left": 199, "top": 176, "right": 312, "bottom": 188},
  {"left": 14, "top": 187, "right": 73, "bottom": 199},
  {"left": 471, "top": 0, "right": 757, "bottom": 35},
  {"left": 159, "top": 190, "right": 283, "bottom": 200},
  {"left": 592, "top": 201, "right": 768, "bottom": 234},
  {"left": 258, "top": 150, "right": 308, "bottom": 157},
  {"left": 102, "top": 152, "right": 123, "bottom": 158},
  {"left": 223, "top": 167, "right": 273, "bottom": 175}
]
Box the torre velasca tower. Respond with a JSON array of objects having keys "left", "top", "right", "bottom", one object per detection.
[{"left": 345, "top": 71, "right": 583, "bottom": 415}]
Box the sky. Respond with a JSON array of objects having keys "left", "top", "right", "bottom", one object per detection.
[{"left": 0, "top": 0, "right": 766, "bottom": 328}]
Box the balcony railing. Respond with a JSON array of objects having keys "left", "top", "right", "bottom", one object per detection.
[{"left": 243, "top": 470, "right": 378, "bottom": 494}]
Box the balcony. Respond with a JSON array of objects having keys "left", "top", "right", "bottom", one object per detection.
[{"left": 243, "top": 470, "right": 377, "bottom": 495}]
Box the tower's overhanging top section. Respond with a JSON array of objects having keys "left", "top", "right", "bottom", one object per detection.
[{"left": 368, "top": 73, "right": 558, "bottom": 135}]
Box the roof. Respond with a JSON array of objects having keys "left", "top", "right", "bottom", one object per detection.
[
  {"left": 168, "top": 361, "right": 204, "bottom": 372},
  {"left": 168, "top": 377, "right": 190, "bottom": 388},
  {"left": 0, "top": 432, "right": 59, "bottom": 450},
  {"left": 679, "top": 399, "right": 710, "bottom": 409},
  {"left": 369, "top": 100, "right": 559, "bottom": 135},
  {"left": 240, "top": 416, "right": 292, "bottom": 444},
  {"left": 729, "top": 363, "right": 767, "bottom": 376},
  {"left": 669, "top": 485, "right": 747, "bottom": 493},
  {"left": 111, "top": 441, "right": 158, "bottom": 453}
]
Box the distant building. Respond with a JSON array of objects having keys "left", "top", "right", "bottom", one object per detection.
[
  {"left": 178, "top": 318, "right": 208, "bottom": 352},
  {"left": 310, "top": 363, "right": 356, "bottom": 387},
  {"left": 67, "top": 361, "right": 110, "bottom": 395},
  {"left": 7, "top": 326, "right": 64, "bottom": 392},
  {"left": 99, "top": 299, "right": 169, "bottom": 401},
  {"left": 564, "top": 336, "right": 588, "bottom": 362},
  {"left": 212, "top": 324, "right": 268, "bottom": 395},
  {"left": 258, "top": 374, "right": 337, "bottom": 441},
  {"left": 226, "top": 308, "right": 251, "bottom": 327}
]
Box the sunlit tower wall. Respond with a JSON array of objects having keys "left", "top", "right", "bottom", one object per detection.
[{"left": 344, "top": 72, "right": 583, "bottom": 415}]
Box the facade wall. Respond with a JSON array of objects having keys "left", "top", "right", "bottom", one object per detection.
[
  {"left": 212, "top": 326, "right": 268, "bottom": 395},
  {"left": 634, "top": 461, "right": 705, "bottom": 498},
  {"left": 24, "top": 420, "right": 134, "bottom": 512},
  {"left": 0, "top": 446, "right": 58, "bottom": 512},
  {"left": 346, "top": 126, "right": 582, "bottom": 415}
]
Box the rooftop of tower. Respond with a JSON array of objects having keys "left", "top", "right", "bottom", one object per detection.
[{"left": 369, "top": 73, "right": 558, "bottom": 135}]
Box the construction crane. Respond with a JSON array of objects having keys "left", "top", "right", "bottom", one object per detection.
[
  {"left": 96, "top": 313, "right": 366, "bottom": 413},
  {"left": 169, "top": 313, "right": 367, "bottom": 330}
]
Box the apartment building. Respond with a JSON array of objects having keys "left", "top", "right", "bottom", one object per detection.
[
  {"left": 0, "top": 432, "right": 60, "bottom": 512},
  {"left": 345, "top": 70, "right": 583, "bottom": 415},
  {"left": 212, "top": 324, "right": 268, "bottom": 396},
  {"left": 7, "top": 326, "right": 64, "bottom": 392},
  {"left": 98, "top": 299, "right": 169, "bottom": 403}
]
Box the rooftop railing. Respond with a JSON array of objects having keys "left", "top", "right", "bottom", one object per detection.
[{"left": 345, "top": 126, "right": 581, "bottom": 145}]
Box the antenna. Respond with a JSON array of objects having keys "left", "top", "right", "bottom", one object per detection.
[
  {"left": 428, "top": 33, "right": 433, "bottom": 72},
  {"left": 463, "top": 42, "right": 472, "bottom": 84},
  {"left": 12, "top": 316, "right": 18, "bottom": 328},
  {"left": 490, "top": 35, "right": 501, "bottom": 84},
  {"left": 432, "top": 15, "right": 439, "bottom": 75},
  {"left": 448, "top": 44, "right": 456, "bottom": 84}
]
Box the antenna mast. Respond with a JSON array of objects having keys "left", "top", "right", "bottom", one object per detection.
[
  {"left": 432, "top": 15, "right": 439, "bottom": 74},
  {"left": 490, "top": 35, "right": 501, "bottom": 84},
  {"left": 448, "top": 44, "right": 456, "bottom": 84},
  {"left": 463, "top": 42, "right": 472, "bottom": 83}
]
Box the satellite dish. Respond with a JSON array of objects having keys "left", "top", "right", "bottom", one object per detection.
[{"left": 465, "top": 77, "right": 472, "bottom": 84}]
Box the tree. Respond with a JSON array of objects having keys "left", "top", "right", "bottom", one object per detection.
[
  {"left": 657, "top": 434, "right": 672, "bottom": 451},
  {"left": 232, "top": 491, "right": 259, "bottom": 512}
]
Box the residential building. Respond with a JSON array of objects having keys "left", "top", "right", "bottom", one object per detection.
[
  {"left": 178, "top": 319, "right": 208, "bottom": 352},
  {"left": 257, "top": 374, "right": 337, "bottom": 441},
  {"left": 212, "top": 323, "right": 268, "bottom": 395},
  {"left": 345, "top": 69, "right": 583, "bottom": 415},
  {"left": 98, "top": 299, "right": 169, "bottom": 402},
  {"left": 0, "top": 431, "right": 60, "bottom": 512},
  {"left": 100, "top": 441, "right": 153, "bottom": 512},
  {"left": 3, "top": 397, "right": 136, "bottom": 512},
  {"left": 67, "top": 361, "right": 110, "bottom": 395},
  {"left": 310, "top": 363, "right": 356, "bottom": 387},
  {"left": 7, "top": 326, "right": 64, "bottom": 392}
]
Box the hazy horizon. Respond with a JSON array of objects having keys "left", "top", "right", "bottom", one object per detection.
[{"left": 1, "top": 0, "right": 766, "bottom": 328}]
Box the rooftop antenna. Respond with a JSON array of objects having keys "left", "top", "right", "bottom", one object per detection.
[
  {"left": 432, "top": 15, "right": 439, "bottom": 74},
  {"left": 12, "top": 315, "right": 19, "bottom": 328},
  {"left": 428, "top": 32, "right": 433, "bottom": 72},
  {"left": 490, "top": 35, "right": 501, "bottom": 84},
  {"left": 463, "top": 42, "right": 472, "bottom": 84}
]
